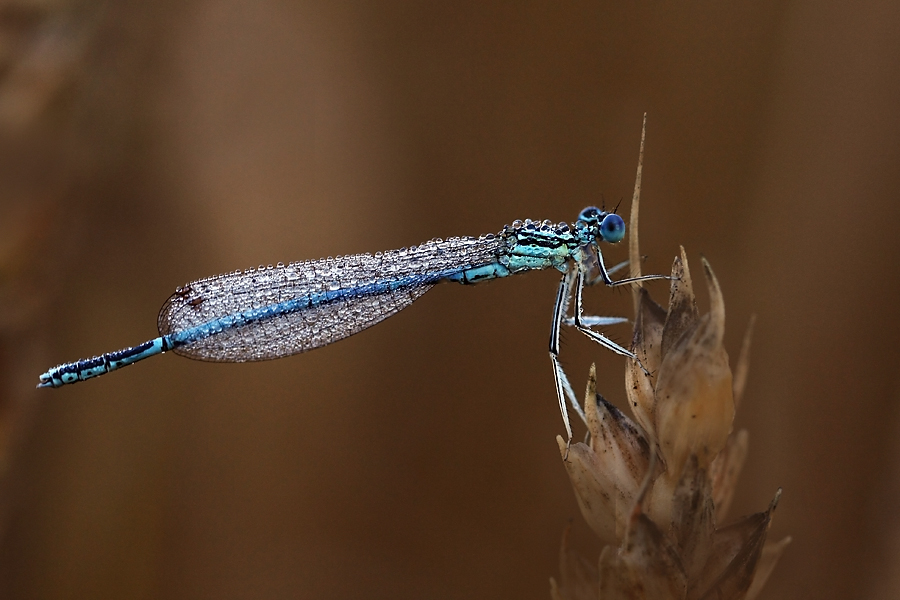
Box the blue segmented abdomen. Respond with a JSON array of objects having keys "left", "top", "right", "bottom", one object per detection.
[
  {"left": 156, "top": 234, "right": 507, "bottom": 362},
  {"left": 38, "top": 337, "right": 171, "bottom": 387}
]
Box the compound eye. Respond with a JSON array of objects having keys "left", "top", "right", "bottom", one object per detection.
[
  {"left": 578, "top": 206, "right": 600, "bottom": 223},
  {"left": 599, "top": 213, "right": 625, "bottom": 243}
]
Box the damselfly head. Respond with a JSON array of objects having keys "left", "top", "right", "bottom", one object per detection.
[{"left": 576, "top": 206, "right": 626, "bottom": 244}]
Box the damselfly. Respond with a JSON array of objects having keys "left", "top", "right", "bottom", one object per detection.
[{"left": 38, "top": 207, "right": 666, "bottom": 441}]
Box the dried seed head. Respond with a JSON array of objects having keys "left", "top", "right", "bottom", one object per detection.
[
  {"left": 554, "top": 253, "right": 787, "bottom": 600},
  {"left": 552, "top": 123, "right": 787, "bottom": 600}
]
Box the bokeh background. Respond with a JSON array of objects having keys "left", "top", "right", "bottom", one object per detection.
[{"left": 1, "top": 1, "right": 899, "bottom": 598}]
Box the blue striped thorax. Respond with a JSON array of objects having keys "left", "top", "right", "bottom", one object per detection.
[
  {"left": 497, "top": 207, "right": 623, "bottom": 275},
  {"left": 500, "top": 219, "right": 579, "bottom": 274}
]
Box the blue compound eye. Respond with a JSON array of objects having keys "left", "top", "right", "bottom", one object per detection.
[{"left": 599, "top": 213, "right": 625, "bottom": 243}]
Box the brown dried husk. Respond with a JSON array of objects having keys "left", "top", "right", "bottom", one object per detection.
[
  {"left": 553, "top": 253, "right": 789, "bottom": 600},
  {"left": 552, "top": 121, "right": 788, "bottom": 599}
]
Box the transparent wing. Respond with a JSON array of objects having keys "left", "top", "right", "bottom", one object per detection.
[{"left": 157, "top": 234, "right": 505, "bottom": 362}]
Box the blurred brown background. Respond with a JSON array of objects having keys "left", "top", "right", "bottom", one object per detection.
[{"left": 1, "top": 1, "right": 899, "bottom": 598}]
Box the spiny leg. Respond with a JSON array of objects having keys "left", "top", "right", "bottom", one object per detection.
[
  {"left": 571, "top": 271, "right": 652, "bottom": 377},
  {"left": 564, "top": 315, "right": 628, "bottom": 328},
  {"left": 550, "top": 254, "right": 666, "bottom": 447},
  {"left": 562, "top": 259, "right": 631, "bottom": 327},
  {"left": 555, "top": 286, "right": 589, "bottom": 426},
  {"left": 587, "top": 243, "right": 671, "bottom": 288},
  {"left": 549, "top": 270, "right": 588, "bottom": 450},
  {"left": 566, "top": 247, "right": 671, "bottom": 374}
]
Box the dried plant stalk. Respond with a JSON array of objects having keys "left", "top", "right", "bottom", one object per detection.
[{"left": 551, "top": 120, "right": 790, "bottom": 600}]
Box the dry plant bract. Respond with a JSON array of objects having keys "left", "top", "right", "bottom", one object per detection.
[{"left": 551, "top": 119, "right": 790, "bottom": 600}]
